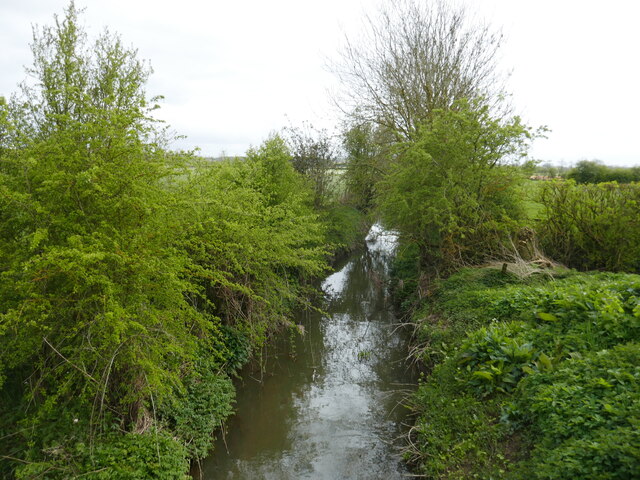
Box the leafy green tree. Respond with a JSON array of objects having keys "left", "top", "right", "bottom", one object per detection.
[
  {"left": 341, "top": 121, "right": 387, "bottom": 211},
  {"left": 0, "top": 5, "right": 329, "bottom": 478},
  {"left": 0, "top": 4, "right": 202, "bottom": 475},
  {"left": 568, "top": 160, "right": 608, "bottom": 184},
  {"left": 378, "top": 99, "right": 534, "bottom": 272},
  {"left": 568, "top": 159, "right": 640, "bottom": 184},
  {"left": 180, "top": 136, "right": 327, "bottom": 342}
]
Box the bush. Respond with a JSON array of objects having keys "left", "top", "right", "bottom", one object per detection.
[
  {"left": 538, "top": 180, "right": 640, "bottom": 272},
  {"left": 568, "top": 160, "right": 640, "bottom": 184},
  {"left": 321, "top": 204, "right": 368, "bottom": 257},
  {"left": 0, "top": 5, "right": 330, "bottom": 476},
  {"left": 377, "top": 100, "right": 532, "bottom": 272}
]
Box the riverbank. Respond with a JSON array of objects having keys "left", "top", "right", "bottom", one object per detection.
[
  {"left": 181, "top": 206, "right": 370, "bottom": 478},
  {"left": 198, "top": 225, "right": 415, "bottom": 479},
  {"left": 393, "top": 248, "right": 640, "bottom": 479}
]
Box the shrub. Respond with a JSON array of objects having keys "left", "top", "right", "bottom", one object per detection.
[
  {"left": 538, "top": 180, "right": 640, "bottom": 272},
  {"left": 377, "top": 100, "right": 532, "bottom": 272},
  {"left": 568, "top": 160, "right": 640, "bottom": 184}
]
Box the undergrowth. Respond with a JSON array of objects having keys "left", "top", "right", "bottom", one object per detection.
[{"left": 396, "top": 249, "right": 640, "bottom": 479}]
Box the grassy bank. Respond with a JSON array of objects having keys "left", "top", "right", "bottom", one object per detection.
[{"left": 393, "top": 248, "right": 640, "bottom": 479}]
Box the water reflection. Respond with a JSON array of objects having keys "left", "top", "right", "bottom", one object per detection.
[{"left": 201, "top": 224, "right": 413, "bottom": 479}]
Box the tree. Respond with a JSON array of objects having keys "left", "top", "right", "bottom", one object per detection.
[
  {"left": 341, "top": 121, "right": 387, "bottom": 211},
  {"left": 568, "top": 160, "right": 608, "bottom": 184},
  {"left": 0, "top": 3, "right": 199, "bottom": 476},
  {"left": 378, "top": 100, "right": 533, "bottom": 272},
  {"left": 568, "top": 160, "right": 640, "bottom": 184},
  {"left": 0, "top": 3, "right": 334, "bottom": 477},
  {"left": 332, "top": 0, "right": 505, "bottom": 140},
  {"left": 284, "top": 123, "right": 337, "bottom": 208}
]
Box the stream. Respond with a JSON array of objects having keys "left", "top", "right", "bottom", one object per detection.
[{"left": 200, "top": 224, "right": 414, "bottom": 479}]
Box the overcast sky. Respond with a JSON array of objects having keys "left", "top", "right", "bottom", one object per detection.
[{"left": 1, "top": 0, "right": 639, "bottom": 165}]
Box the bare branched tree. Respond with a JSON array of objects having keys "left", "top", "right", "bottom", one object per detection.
[
  {"left": 283, "top": 122, "right": 337, "bottom": 208},
  {"left": 332, "top": 0, "right": 505, "bottom": 140}
]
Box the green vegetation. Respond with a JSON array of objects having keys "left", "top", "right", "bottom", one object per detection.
[
  {"left": 283, "top": 122, "right": 370, "bottom": 258},
  {"left": 341, "top": 121, "right": 387, "bottom": 213},
  {"left": 2, "top": 0, "right": 639, "bottom": 478},
  {"left": 398, "top": 262, "right": 640, "bottom": 479},
  {"left": 392, "top": 173, "right": 640, "bottom": 477},
  {"left": 284, "top": 123, "right": 337, "bottom": 209},
  {"left": 378, "top": 100, "right": 535, "bottom": 273},
  {"left": 337, "top": 3, "right": 640, "bottom": 478},
  {"left": 538, "top": 180, "right": 640, "bottom": 273},
  {"left": 0, "top": 4, "right": 358, "bottom": 478},
  {"left": 568, "top": 159, "right": 640, "bottom": 184}
]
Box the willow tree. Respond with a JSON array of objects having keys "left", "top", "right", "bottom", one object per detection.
[{"left": 333, "top": 0, "right": 505, "bottom": 140}]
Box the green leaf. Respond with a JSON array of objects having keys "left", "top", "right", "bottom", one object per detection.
[
  {"left": 537, "top": 312, "right": 559, "bottom": 322},
  {"left": 537, "top": 352, "right": 553, "bottom": 371},
  {"left": 472, "top": 370, "right": 494, "bottom": 381}
]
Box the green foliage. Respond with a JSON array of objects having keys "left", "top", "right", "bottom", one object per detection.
[
  {"left": 389, "top": 242, "right": 421, "bottom": 311},
  {"left": 568, "top": 159, "right": 640, "bottom": 184},
  {"left": 458, "top": 323, "right": 539, "bottom": 397},
  {"left": 511, "top": 343, "right": 640, "bottom": 479},
  {"left": 538, "top": 180, "right": 640, "bottom": 272},
  {"left": 15, "top": 430, "right": 190, "bottom": 480},
  {"left": 341, "top": 122, "right": 386, "bottom": 211},
  {"left": 408, "top": 359, "right": 517, "bottom": 479},
  {"left": 378, "top": 99, "right": 533, "bottom": 271},
  {"left": 408, "top": 266, "right": 544, "bottom": 366},
  {"left": 321, "top": 204, "right": 368, "bottom": 257},
  {"left": 1, "top": 7, "right": 196, "bottom": 469},
  {"left": 407, "top": 266, "right": 640, "bottom": 479},
  {"left": 159, "top": 366, "right": 235, "bottom": 459},
  {"left": 0, "top": 5, "right": 330, "bottom": 478},
  {"left": 181, "top": 138, "right": 328, "bottom": 338},
  {"left": 284, "top": 123, "right": 337, "bottom": 208}
]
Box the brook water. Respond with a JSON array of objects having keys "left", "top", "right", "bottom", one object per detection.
[{"left": 200, "top": 225, "right": 414, "bottom": 479}]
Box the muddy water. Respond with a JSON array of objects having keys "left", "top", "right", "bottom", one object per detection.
[{"left": 200, "top": 225, "right": 414, "bottom": 479}]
